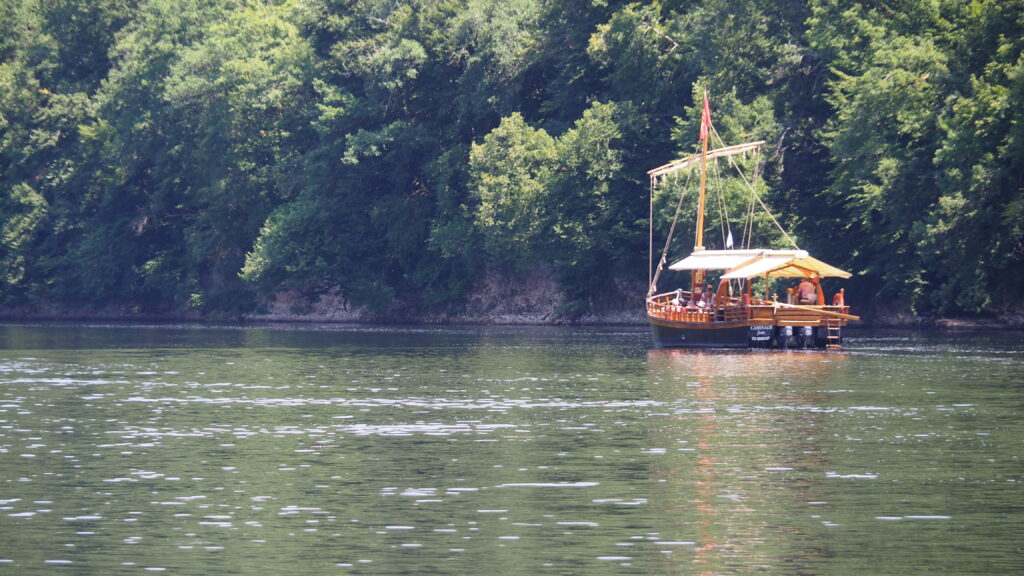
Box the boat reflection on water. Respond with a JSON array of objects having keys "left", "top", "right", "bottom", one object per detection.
[
  {"left": 644, "top": 348, "right": 848, "bottom": 575},
  {"left": 646, "top": 347, "right": 849, "bottom": 381}
]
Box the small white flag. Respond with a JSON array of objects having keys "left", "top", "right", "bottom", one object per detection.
[{"left": 726, "top": 231, "right": 734, "bottom": 249}]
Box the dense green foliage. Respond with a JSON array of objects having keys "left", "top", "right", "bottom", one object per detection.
[{"left": 1, "top": 0, "right": 1021, "bottom": 319}]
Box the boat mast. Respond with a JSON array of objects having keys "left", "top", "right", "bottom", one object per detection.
[
  {"left": 649, "top": 175, "right": 654, "bottom": 293},
  {"left": 692, "top": 91, "right": 710, "bottom": 293},
  {"left": 695, "top": 90, "right": 709, "bottom": 253},
  {"left": 644, "top": 92, "right": 765, "bottom": 300}
]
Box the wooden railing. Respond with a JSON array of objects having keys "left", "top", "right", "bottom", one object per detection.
[
  {"left": 648, "top": 291, "right": 850, "bottom": 326},
  {"left": 782, "top": 305, "right": 851, "bottom": 325}
]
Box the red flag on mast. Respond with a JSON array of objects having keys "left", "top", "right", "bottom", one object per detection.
[{"left": 698, "top": 93, "right": 710, "bottom": 142}]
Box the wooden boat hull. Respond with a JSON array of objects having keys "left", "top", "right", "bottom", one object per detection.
[
  {"left": 642, "top": 98, "right": 857, "bottom": 350},
  {"left": 649, "top": 318, "right": 751, "bottom": 348},
  {"left": 647, "top": 313, "right": 841, "bottom": 349}
]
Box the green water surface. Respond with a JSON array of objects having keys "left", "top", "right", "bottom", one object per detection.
[{"left": 0, "top": 324, "right": 1021, "bottom": 575}]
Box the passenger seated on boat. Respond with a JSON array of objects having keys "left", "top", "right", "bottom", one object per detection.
[
  {"left": 696, "top": 287, "right": 710, "bottom": 308},
  {"left": 687, "top": 287, "right": 702, "bottom": 308},
  {"left": 798, "top": 277, "right": 819, "bottom": 305}
]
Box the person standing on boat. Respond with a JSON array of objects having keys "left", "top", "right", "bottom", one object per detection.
[
  {"left": 798, "top": 276, "right": 818, "bottom": 305},
  {"left": 832, "top": 288, "right": 845, "bottom": 306}
]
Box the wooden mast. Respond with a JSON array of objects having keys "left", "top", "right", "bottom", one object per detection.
[
  {"left": 692, "top": 91, "right": 710, "bottom": 294},
  {"left": 643, "top": 89, "right": 764, "bottom": 303},
  {"left": 695, "top": 90, "right": 709, "bottom": 253},
  {"left": 648, "top": 174, "right": 654, "bottom": 296}
]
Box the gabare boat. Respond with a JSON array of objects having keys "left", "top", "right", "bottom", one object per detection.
[{"left": 646, "top": 93, "right": 859, "bottom": 349}]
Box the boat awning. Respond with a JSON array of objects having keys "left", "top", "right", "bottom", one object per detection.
[
  {"left": 668, "top": 249, "right": 776, "bottom": 271},
  {"left": 721, "top": 254, "right": 852, "bottom": 279},
  {"left": 668, "top": 249, "right": 852, "bottom": 278}
]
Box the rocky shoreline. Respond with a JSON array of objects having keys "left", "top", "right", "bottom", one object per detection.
[
  {"left": 3, "top": 271, "right": 1021, "bottom": 330},
  {"left": 2, "top": 305, "right": 1022, "bottom": 330}
]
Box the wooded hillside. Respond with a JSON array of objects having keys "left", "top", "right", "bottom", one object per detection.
[{"left": 2, "top": 0, "right": 1022, "bottom": 321}]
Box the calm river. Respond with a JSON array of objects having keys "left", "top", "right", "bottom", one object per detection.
[{"left": 0, "top": 324, "right": 1021, "bottom": 575}]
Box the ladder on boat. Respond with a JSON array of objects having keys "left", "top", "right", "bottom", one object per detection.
[{"left": 825, "top": 317, "right": 842, "bottom": 348}]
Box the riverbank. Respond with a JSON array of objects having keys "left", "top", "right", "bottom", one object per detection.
[
  {"left": 2, "top": 271, "right": 1021, "bottom": 329},
  {"left": 2, "top": 304, "right": 1022, "bottom": 330}
]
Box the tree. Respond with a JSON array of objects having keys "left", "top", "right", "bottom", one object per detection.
[
  {"left": 923, "top": 0, "right": 1024, "bottom": 312},
  {"left": 2, "top": 0, "right": 1022, "bottom": 321},
  {"left": 810, "top": 0, "right": 950, "bottom": 312},
  {"left": 469, "top": 112, "right": 557, "bottom": 269}
]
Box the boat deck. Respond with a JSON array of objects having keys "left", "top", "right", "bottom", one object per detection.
[{"left": 647, "top": 291, "right": 851, "bottom": 328}]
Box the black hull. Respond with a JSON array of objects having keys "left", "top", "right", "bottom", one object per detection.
[
  {"left": 650, "top": 321, "right": 750, "bottom": 348},
  {"left": 649, "top": 319, "right": 834, "bottom": 349}
]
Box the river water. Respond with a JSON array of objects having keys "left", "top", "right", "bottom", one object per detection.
[{"left": 0, "top": 323, "right": 1021, "bottom": 575}]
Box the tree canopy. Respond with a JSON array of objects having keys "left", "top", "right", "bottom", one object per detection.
[{"left": 1, "top": 0, "right": 1022, "bottom": 320}]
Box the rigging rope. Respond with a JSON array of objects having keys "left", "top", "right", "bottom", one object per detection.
[
  {"left": 710, "top": 156, "right": 733, "bottom": 249},
  {"left": 744, "top": 150, "right": 758, "bottom": 249},
  {"left": 648, "top": 111, "right": 799, "bottom": 298},
  {"left": 649, "top": 170, "right": 693, "bottom": 295},
  {"left": 708, "top": 124, "right": 800, "bottom": 250}
]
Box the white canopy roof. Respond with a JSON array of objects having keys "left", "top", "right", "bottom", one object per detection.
[
  {"left": 668, "top": 249, "right": 851, "bottom": 279},
  {"left": 668, "top": 249, "right": 780, "bottom": 271}
]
